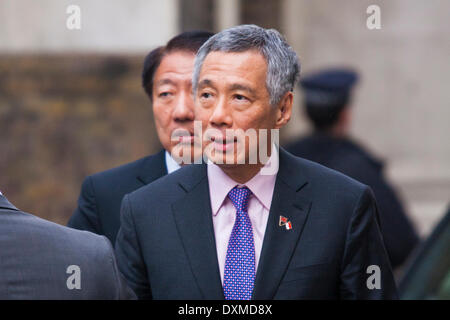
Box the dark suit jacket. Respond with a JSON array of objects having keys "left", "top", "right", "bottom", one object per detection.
[
  {"left": 286, "top": 134, "right": 419, "bottom": 268},
  {"left": 115, "top": 148, "right": 398, "bottom": 299},
  {"left": 0, "top": 194, "right": 135, "bottom": 299},
  {"left": 68, "top": 150, "right": 167, "bottom": 244}
]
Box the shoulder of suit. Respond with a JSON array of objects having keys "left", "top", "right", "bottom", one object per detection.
[
  {"left": 87, "top": 155, "right": 153, "bottom": 181},
  {"left": 127, "top": 163, "right": 203, "bottom": 200},
  {"left": 286, "top": 150, "right": 368, "bottom": 197},
  {"left": 16, "top": 210, "right": 108, "bottom": 246},
  {"left": 82, "top": 152, "right": 165, "bottom": 192}
]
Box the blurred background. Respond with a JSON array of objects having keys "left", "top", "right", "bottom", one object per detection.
[{"left": 0, "top": 0, "right": 449, "bottom": 240}]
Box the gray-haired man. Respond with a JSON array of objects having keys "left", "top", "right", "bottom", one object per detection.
[{"left": 115, "top": 25, "right": 398, "bottom": 300}]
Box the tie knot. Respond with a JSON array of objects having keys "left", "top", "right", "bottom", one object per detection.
[{"left": 227, "top": 186, "right": 252, "bottom": 212}]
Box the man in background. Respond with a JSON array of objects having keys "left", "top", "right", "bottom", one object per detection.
[
  {"left": 0, "top": 190, "right": 134, "bottom": 299},
  {"left": 68, "top": 31, "right": 213, "bottom": 244},
  {"left": 286, "top": 68, "right": 419, "bottom": 269}
]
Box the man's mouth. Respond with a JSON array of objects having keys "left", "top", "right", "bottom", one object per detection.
[
  {"left": 178, "top": 135, "right": 194, "bottom": 143},
  {"left": 211, "top": 136, "right": 238, "bottom": 152},
  {"left": 172, "top": 130, "right": 195, "bottom": 144}
]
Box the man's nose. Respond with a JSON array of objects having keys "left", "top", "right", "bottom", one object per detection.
[
  {"left": 173, "top": 91, "right": 194, "bottom": 122},
  {"left": 209, "top": 96, "right": 232, "bottom": 128}
]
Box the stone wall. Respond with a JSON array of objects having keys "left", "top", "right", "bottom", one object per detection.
[
  {"left": 0, "top": 0, "right": 178, "bottom": 53},
  {"left": 282, "top": 0, "right": 450, "bottom": 236}
]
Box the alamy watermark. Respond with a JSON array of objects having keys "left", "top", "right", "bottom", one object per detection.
[
  {"left": 66, "top": 265, "right": 81, "bottom": 290},
  {"left": 66, "top": 5, "right": 81, "bottom": 30},
  {"left": 170, "top": 121, "right": 279, "bottom": 175},
  {"left": 366, "top": 5, "right": 381, "bottom": 30},
  {"left": 366, "top": 265, "right": 381, "bottom": 290}
]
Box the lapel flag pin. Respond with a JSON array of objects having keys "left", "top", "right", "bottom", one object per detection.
[{"left": 279, "top": 215, "right": 293, "bottom": 230}]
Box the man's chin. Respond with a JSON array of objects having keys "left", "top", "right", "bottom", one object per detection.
[
  {"left": 207, "top": 152, "right": 246, "bottom": 166},
  {"left": 170, "top": 142, "right": 203, "bottom": 165}
]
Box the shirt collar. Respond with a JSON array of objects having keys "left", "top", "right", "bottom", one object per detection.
[
  {"left": 207, "top": 145, "right": 279, "bottom": 216},
  {"left": 165, "top": 151, "right": 181, "bottom": 174}
]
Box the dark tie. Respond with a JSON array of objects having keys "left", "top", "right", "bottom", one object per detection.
[{"left": 223, "top": 186, "right": 255, "bottom": 300}]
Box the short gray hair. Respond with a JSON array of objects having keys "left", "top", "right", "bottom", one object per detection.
[{"left": 193, "top": 24, "right": 300, "bottom": 106}]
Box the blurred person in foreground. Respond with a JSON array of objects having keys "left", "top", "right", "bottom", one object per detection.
[
  {"left": 0, "top": 190, "right": 135, "bottom": 299},
  {"left": 286, "top": 68, "right": 419, "bottom": 270},
  {"left": 68, "top": 31, "right": 214, "bottom": 244},
  {"left": 115, "top": 25, "right": 398, "bottom": 299}
]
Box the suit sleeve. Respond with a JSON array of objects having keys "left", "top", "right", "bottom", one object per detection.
[
  {"left": 115, "top": 194, "right": 152, "bottom": 299},
  {"left": 340, "top": 186, "right": 399, "bottom": 299},
  {"left": 67, "top": 176, "right": 102, "bottom": 234},
  {"left": 100, "top": 236, "right": 137, "bottom": 300}
]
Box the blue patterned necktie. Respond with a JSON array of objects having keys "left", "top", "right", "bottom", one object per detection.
[{"left": 223, "top": 186, "right": 255, "bottom": 300}]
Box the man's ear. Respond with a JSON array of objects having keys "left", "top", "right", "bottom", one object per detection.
[{"left": 274, "top": 91, "right": 293, "bottom": 129}]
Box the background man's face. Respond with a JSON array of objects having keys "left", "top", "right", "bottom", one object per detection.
[
  {"left": 152, "top": 51, "right": 197, "bottom": 157},
  {"left": 195, "top": 50, "right": 281, "bottom": 166}
]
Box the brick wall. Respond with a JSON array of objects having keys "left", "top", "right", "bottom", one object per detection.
[{"left": 0, "top": 55, "right": 161, "bottom": 224}]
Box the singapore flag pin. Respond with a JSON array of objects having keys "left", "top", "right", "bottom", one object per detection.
[{"left": 279, "top": 215, "right": 293, "bottom": 230}]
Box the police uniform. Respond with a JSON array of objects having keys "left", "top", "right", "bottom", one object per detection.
[{"left": 286, "top": 69, "right": 419, "bottom": 269}]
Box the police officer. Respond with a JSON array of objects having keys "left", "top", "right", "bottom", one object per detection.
[{"left": 286, "top": 68, "right": 419, "bottom": 270}]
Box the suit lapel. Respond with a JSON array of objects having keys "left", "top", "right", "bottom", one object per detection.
[
  {"left": 136, "top": 150, "right": 167, "bottom": 185},
  {"left": 169, "top": 148, "right": 312, "bottom": 300},
  {"left": 171, "top": 164, "right": 224, "bottom": 300},
  {"left": 253, "top": 148, "right": 312, "bottom": 299}
]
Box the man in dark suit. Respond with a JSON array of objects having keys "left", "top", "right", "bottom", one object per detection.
[
  {"left": 67, "top": 31, "right": 214, "bottom": 244},
  {"left": 115, "top": 25, "right": 398, "bottom": 299},
  {"left": 285, "top": 69, "right": 419, "bottom": 269},
  {"left": 0, "top": 191, "right": 135, "bottom": 299}
]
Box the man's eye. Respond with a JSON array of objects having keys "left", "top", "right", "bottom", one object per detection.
[
  {"left": 159, "top": 92, "right": 172, "bottom": 98},
  {"left": 234, "top": 94, "right": 248, "bottom": 101},
  {"left": 201, "top": 92, "right": 212, "bottom": 99}
]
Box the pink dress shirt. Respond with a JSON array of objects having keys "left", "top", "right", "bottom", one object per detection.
[{"left": 207, "top": 147, "right": 279, "bottom": 284}]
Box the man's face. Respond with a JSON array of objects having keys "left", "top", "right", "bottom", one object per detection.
[
  {"left": 152, "top": 50, "right": 198, "bottom": 159},
  {"left": 195, "top": 50, "right": 291, "bottom": 166}
]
